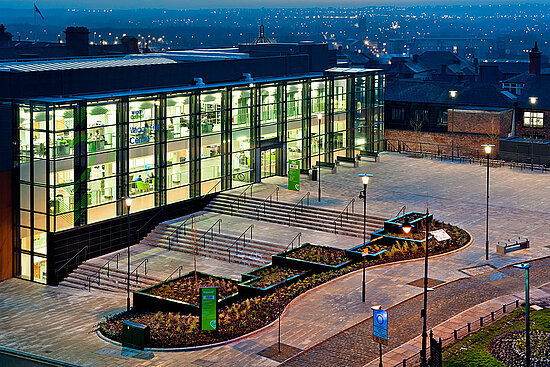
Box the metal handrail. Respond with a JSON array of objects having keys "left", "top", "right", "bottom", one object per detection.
[
  {"left": 87, "top": 252, "right": 120, "bottom": 292},
  {"left": 137, "top": 207, "right": 165, "bottom": 239},
  {"left": 167, "top": 214, "right": 196, "bottom": 250},
  {"left": 206, "top": 178, "right": 223, "bottom": 195},
  {"left": 227, "top": 224, "right": 254, "bottom": 263},
  {"left": 229, "top": 183, "right": 254, "bottom": 215},
  {"left": 396, "top": 205, "right": 407, "bottom": 218},
  {"left": 55, "top": 245, "right": 88, "bottom": 282},
  {"left": 196, "top": 219, "right": 222, "bottom": 249},
  {"left": 131, "top": 258, "right": 149, "bottom": 284},
  {"left": 85, "top": 252, "right": 120, "bottom": 292},
  {"left": 165, "top": 265, "right": 183, "bottom": 282},
  {"left": 255, "top": 186, "right": 280, "bottom": 220},
  {"left": 333, "top": 198, "right": 355, "bottom": 234},
  {"left": 288, "top": 192, "right": 311, "bottom": 226},
  {"left": 287, "top": 233, "right": 301, "bottom": 250}
]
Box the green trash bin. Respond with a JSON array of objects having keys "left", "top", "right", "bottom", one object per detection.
[{"left": 122, "top": 320, "right": 150, "bottom": 350}]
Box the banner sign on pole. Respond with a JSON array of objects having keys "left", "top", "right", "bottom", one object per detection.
[
  {"left": 373, "top": 308, "right": 388, "bottom": 345},
  {"left": 288, "top": 159, "right": 300, "bottom": 191},
  {"left": 200, "top": 287, "right": 218, "bottom": 331}
]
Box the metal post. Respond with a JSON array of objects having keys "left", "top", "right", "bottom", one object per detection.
[
  {"left": 379, "top": 343, "right": 383, "bottom": 367},
  {"left": 318, "top": 114, "right": 322, "bottom": 202},
  {"left": 486, "top": 151, "right": 490, "bottom": 261},
  {"left": 126, "top": 206, "right": 131, "bottom": 311},
  {"left": 362, "top": 184, "right": 367, "bottom": 303},
  {"left": 450, "top": 96, "right": 456, "bottom": 161},
  {"left": 525, "top": 266, "right": 531, "bottom": 367},
  {"left": 420, "top": 208, "right": 430, "bottom": 366}
]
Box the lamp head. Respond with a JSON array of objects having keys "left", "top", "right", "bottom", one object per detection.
[
  {"left": 482, "top": 144, "right": 495, "bottom": 155},
  {"left": 529, "top": 96, "right": 538, "bottom": 106},
  {"left": 513, "top": 262, "right": 531, "bottom": 270},
  {"left": 125, "top": 197, "right": 133, "bottom": 208},
  {"left": 358, "top": 173, "right": 373, "bottom": 186},
  {"left": 371, "top": 305, "right": 381, "bottom": 311},
  {"left": 317, "top": 112, "right": 323, "bottom": 120},
  {"left": 449, "top": 90, "right": 458, "bottom": 99},
  {"left": 401, "top": 215, "right": 413, "bottom": 234}
]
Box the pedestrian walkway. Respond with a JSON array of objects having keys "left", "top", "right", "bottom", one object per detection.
[{"left": 0, "top": 153, "right": 549, "bottom": 366}]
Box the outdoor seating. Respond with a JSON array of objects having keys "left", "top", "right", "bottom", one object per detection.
[{"left": 496, "top": 237, "right": 529, "bottom": 255}]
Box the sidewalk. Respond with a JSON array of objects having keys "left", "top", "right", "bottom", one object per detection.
[{"left": 1, "top": 153, "right": 549, "bottom": 367}]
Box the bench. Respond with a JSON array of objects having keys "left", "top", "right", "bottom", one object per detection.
[
  {"left": 315, "top": 161, "right": 337, "bottom": 174},
  {"left": 357, "top": 151, "right": 379, "bottom": 162},
  {"left": 335, "top": 156, "right": 358, "bottom": 168},
  {"left": 496, "top": 237, "right": 529, "bottom": 255}
]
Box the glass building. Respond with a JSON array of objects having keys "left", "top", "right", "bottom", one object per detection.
[{"left": 14, "top": 67, "right": 384, "bottom": 284}]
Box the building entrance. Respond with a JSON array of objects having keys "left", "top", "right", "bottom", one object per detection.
[{"left": 260, "top": 148, "right": 277, "bottom": 178}]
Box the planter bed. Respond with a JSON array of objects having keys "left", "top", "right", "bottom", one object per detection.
[
  {"left": 348, "top": 236, "right": 393, "bottom": 257},
  {"left": 383, "top": 211, "right": 430, "bottom": 232},
  {"left": 133, "top": 271, "right": 240, "bottom": 315},
  {"left": 273, "top": 243, "right": 354, "bottom": 272},
  {"left": 238, "top": 265, "right": 311, "bottom": 298},
  {"left": 97, "top": 221, "right": 470, "bottom": 349}
]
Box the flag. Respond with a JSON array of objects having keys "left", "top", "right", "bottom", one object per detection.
[{"left": 34, "top": 3, "right": 44, "bottom": 20}]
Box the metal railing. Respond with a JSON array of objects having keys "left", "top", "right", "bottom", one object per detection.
[
  {"left": 394, "top": 299, "right": 520, "bottom": 367},
  {"left": 55, "top": 245, "right": 88, "bottom": 283},
  {"left": 130, "top": 258, "right": 149, "bottom": 285},
  {"left": 288, "top": 192, "right": 311, "bottom": 226},
  {"left": 196, "top": 219, "right": 222, "bottom": 249},
  {"left": 255, "top": 187, "right": 280, "bottom": 220},
  {"left": 167, "top": 214, "right": 196, "bottom": 250},
  {"left": 137, "top": 207, "right": 166, "bottom": 240},
  {"left": 287, "top": 233, "right": 302, "bottom": 250},
  {"left": 206, "top": 178, "right": 223, "bottom": 195},
  {"left": 333, "top": 198, "right": 355, "bottom": 234},
  {"left": 230, "top": 183, "right": 254, "bottom": 215},
  {"left": 227, "top": 224, "right": 254, "bottom": 263},
  {"left": 165, "top": 265, "right": 183, "bottom": 282},
  {"left": 85, "top": 252, "right": 120, "bottom": 292},
  {"left": 386, "top": 138, "right": 550, "bottom": 172}
]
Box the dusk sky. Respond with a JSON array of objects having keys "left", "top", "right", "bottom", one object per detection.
[{"left": 0, "top": 0, "right": 541, "bottom": 9}]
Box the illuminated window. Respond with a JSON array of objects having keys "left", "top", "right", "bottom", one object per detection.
[{"left": 523, "top": 111, "right": 544, "bottom": 128}]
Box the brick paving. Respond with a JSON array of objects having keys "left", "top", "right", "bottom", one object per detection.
[{"left": 0, "top": 153, "right": 549, "bottom": 366}]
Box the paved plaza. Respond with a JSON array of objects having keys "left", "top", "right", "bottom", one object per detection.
[{"left": 0, "top": 153, "right": 549, "bottom": 366}]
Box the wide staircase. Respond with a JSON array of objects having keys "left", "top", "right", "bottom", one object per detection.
[
  {"left": 59, "top": 260, "right": 162, "bottom": 293},
  {"left": 140, "top": 221, "right": 286, "bottom": 268},
  {"left": 204, "top": 191, "right": 386, "bottom": 237}
]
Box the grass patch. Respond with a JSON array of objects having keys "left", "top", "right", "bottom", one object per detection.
[{"left": 443, "top": 307, "right": 550, "bottom": 367}]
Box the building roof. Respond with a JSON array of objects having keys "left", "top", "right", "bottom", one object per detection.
[
  {"left": 517, "top": 74, "right": 550, "bottom": 110},
  {"left": 0, "top": 55, "right": 177, "bottom": 73},
  {"left": 385, "top": 79, "right": 513, "bottom": 108}
]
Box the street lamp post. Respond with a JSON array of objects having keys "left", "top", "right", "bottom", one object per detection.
[
  {"left": 514, "top": 263, "right": 531, "bottom": 367},
  {"left": 529, "top": 96, "right": 538, "bottom": 170},
  {"left": 402, "top": 208, "right": 431, "bottom": 366},
  {"left": 317, "top": 113, "right": 323, "bottom": 202},
  {"left": 125, "top": 197, "right": 133, "bottom": 311},
  {"left": 449, "top": 90, "right": 457, "bottom": 161},
  {"left": 358, "top": 173, "right": 373, "bottom": 303},
  {"left": 482, "top": 144, "right": 494, "bottom": 261}
]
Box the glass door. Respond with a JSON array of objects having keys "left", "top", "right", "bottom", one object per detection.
[{"left": 261, "top": 148, "right": 277, "bottom": 178}]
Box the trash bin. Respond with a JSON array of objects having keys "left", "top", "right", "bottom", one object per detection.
[
  {"left": 122, "top": 320, "right": 150, "bottom": 350},
  {"left": 311, "top": 168, "right": 318, "bottom": 181}
]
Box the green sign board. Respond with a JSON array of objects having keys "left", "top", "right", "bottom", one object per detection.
[
  {"left": 200, "top": 287, "right": 218, "bottom": 331},
  {"left": 288, "top": 159, "right": 300, "bottom": 191}
]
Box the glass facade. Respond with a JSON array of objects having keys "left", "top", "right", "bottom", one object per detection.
[{"left": 13, "top": 70, "right": 385, "bottom": 283}]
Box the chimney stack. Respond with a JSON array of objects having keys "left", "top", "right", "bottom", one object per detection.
[
  {"left": 64, "top": 26, "right": 89, "bottom": 56},
  {"left": 529, "top": 42, "right": 542, "bottom": 75}
]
